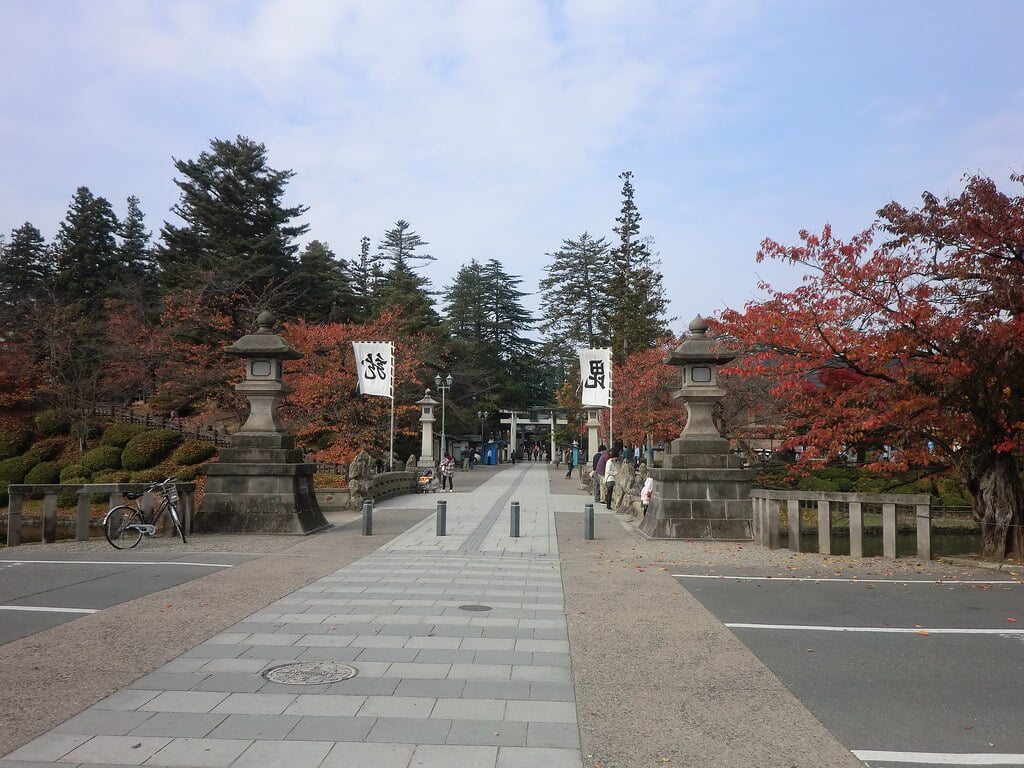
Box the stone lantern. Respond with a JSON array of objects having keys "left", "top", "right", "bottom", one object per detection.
[
  {"left": 585, "top": 407, "right": 603, "bottom": 467},
  {"left": 639, "top": 315, "right": 753, "bottom": 540},
  {"left": 196, "top": 311, "right": 329, "bottom": 534},
  {"left": 417, "top": 389, "right": 439, "bottom": 468}
]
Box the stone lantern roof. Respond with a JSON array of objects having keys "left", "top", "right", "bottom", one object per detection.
[
  {"left": 666, "top": 315, "right": 738, "bottom": 367},
  {"left": 225, "top": 311, "right": 302, "bottom": 360}
]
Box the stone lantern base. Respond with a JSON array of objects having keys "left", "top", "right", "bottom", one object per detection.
[
  {"left": 638, "top": 437, "right": 754, "bottom": 540},
  {"left": 196, "top": 434, "right": 330, "bottom": 535}
]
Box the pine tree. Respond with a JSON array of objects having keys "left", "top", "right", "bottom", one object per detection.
[
  {"left": 157, "top": 135, "right": 309, "bottom": 303},
  {"left": 52, "top": 187, "right": 122, "bottom": 315},
  {"left": 377, "top": 219, "right": 434, "bottom": 270},
  {"left": 375, "top": 220, "right": 439, "bottom": 334},
  {"left": 119, "top": 195, "right": 153, "bottom": 285},
  {"left": 292, "top": 240, "right": 358, "bottom": 323},
  {"left": 347, "top": 235, "right": 384, "bottom": 318},
  {"left": 608, "top": 171, "right": 671, "bottom": 362},
  {"left": 0, "top": 222, "right": 52, "bottom": 340}
]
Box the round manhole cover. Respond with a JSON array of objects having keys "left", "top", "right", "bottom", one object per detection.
[
  {"left": 458, "top": 604, "right": 493, "bottom": 612},
  {"left": 262, "top": 662, "right": 358, "bottom": 685}
]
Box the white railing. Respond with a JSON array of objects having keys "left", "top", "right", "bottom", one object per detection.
[{"left": 751, "top": 489, "right": 932, "bottom": 559}]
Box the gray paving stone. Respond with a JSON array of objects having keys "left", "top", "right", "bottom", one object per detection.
[
  {"left": 129, "top": 712, "right": 227, "bottom": 738},
  {"left": 240, "top": 644, "right": 305, "bottom": 660},
  {"left": 394, "top": 678, "right": 465, "bottom": 699},
  {"left": 354, "top": 647, "right": 420, "bottom": 662},
  {"left": 3, "top": 733, "right": 91, "bottom": 762},
  {"left": 414, "top": 649, "right": 477, "bottom": 664},
  {"left": 181, "top": 644, "right": 246, "bottom": 659},
  {"left": 529, "top": 682, "right": 576, "bottom": 701},
  {"left": 192, "top": 673, "right": 266, "bottom": 693},
  {"left": 430, "top": 697, "right": 506, "bottom": 721},
  {"left": 531, "top": 651, "right": 571, "bottom": 667},
  {"left": 207, "top": 713, "right": 301, "bottom": 739},
  {"left": 231, "top": 739, "right": 332, "bottom": 768},
  {"left": 358, "top": 694, "right": 436, "bottom": 718},
  {"left": 447, "top": 663, "right": 511, "bottom": 681},
  {"left": 63, "top": 735, "right": 172, "bottom": 764},
  {"left": 287, "top": 715, "right": 375, "bottom": 742},
  {"left": 295, "top": 646, "right": 361, "bottom": 662},
  {"left": 144, "top": 736, "right": 251, "bottom": 767},
  {"left": 140, "top": 691, "right": 230, "bottom": 713},
  {"left": 496, "top": 746, "right": 583, "bottom": 767},
  {"left": 366, "top": 717, "right": 453, "bottom": 744},
  {"left": 410, "top": 744, "right": 499, "bottom": 767},
  {"left": 461, "top": 680, "right": 531, "bottom": 700},
  {"left": 283, "top": 693, "right": 366, "bottom": 716},
  {"left": 211, "top": 692, "right": 297, "bottom": 714},
  {"left": 505, "top": 700, "right": 577, "bottom": 723},
  {"left": 511, "top": 665, "right": 572, "bottom": 682},
  {"left": 447, "top": 719, "right": 527, "bottom": 746},
  {"left": 128, "top": 671, "right": 209, "bottom": 690},
  {"left": 51, "top": 708, "right": 152, "bottom": 735},
  {"left": 527, "top": 722, "right": 581, "bottom": 749},
  {"left": 320, "top": 741, "right": 414, "bottom": 767},
  {"left": 326, "top": 677, "right": 399, "bottom": 695},
  {"left": 473, "top": 650, "right": 534, "bottom": 665}
]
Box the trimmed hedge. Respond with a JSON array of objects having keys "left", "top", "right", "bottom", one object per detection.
[
  {"left": 174, "top": 465, "right": 201, "bottom": 482},
  {"left": 100, "top": 422, "right": 151, "bottom": 448},
  {"left": 81, "top": 445, "right": 123, "bottom": 472},
  {"left": 94, "top": 469, "right": 131, "bottom": 484},
  {"left": 59, "top": 464, "right": 92, "bottom": 483},
  {"left": 25, "top": 461, "right": 62, "bottom": 484},
  {"left": 0, "top": 456, "right": 32, "bottom": 504},
  {"left": 121, "top": 429, "right": 183, "bottom": 471},
  {"left": 34, "top": 409, "right": 71, "bottom": 436},
  {"left": 129, "top": 468, "right": 168, "bottom": 484},
  {"left": 24, "top": 437, "right": 68, "bottom": 464},
  {"left": 0, "top": 425, "right": 32, "bottom": 460},
  {"left": 172, "top": 441, "right": 217, "bottom": 465}
]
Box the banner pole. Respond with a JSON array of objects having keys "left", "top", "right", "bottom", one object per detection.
[{"left": 389, "top": 343, "right": 395, "bottom": 471}]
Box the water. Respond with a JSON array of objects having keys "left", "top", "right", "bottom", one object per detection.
[{"left": 781, "top": 530, "right": 980, "bottom": 557}]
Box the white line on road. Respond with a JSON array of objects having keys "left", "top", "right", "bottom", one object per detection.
[
  {"left": 726, "top": 623, "right": 1024, "bottom": 635},
  {"left": 852, "top": 749, "right": 1024, "bottom": 764},
  {"left": 674, "top": 574, "right": 1020, "bottom": 585},
  {"left": 0, "top": 560, "right": 234, "bottom": 568},
  {"left": 0, "top": 606, "right": 98, "bottom": 614}
]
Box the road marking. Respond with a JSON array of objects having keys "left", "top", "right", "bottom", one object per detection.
[
  {"left": 674, "top": 574, "right": 1020, "bottom": 585},
  {"left": 726, "top": 622, "right": 1024, "bottom": 635},
  {"left": 0, "top": 606, "right": 98, "bottom": 614},
  {"left": 852, "top": 749, "right": 1024, "bottom": 764},
  {"left": 0, "top": 560, "right": 234, "bottom": 568}
]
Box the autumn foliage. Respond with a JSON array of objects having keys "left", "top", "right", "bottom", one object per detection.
[{"left": 716, "top": 172, "right": 1024, "bottom": 559}]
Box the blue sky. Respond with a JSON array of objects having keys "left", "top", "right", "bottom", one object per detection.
[{"left": 2, "top": 0, "right": 1021, "bottom": 335}]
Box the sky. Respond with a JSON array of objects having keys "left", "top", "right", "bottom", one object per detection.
[{"left": 2, "top": 0, "right": 1022, "bottom": 336}]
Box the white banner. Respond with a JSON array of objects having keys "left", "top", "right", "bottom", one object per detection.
[
  {"left": 352, "top": 341, "right": 394, "bottom": 398},
  {"left": 579, "top": 348, "right": 611, "bottom": 408}
]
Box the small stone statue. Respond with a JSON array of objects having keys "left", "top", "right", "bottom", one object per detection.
[
  {"left": 346, "top": 449, "right": 374, "bottom": 509},
  {"left": 405, "top": 455, "right": 417, "bottom": 471}
]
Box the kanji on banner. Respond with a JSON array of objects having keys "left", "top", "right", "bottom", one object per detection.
[
  {"left": 352, "top": 341, "right": 394, "bottom": 398},
  {"left": 579, "top": 348, "right": 611, "bottom": 408}
]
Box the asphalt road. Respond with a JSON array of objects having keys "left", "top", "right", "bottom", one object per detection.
[
  {"left": 674, "top": 565, "right": 1024, "bottom": 768},
  {"left": 0, "top": 552, "right": 260, "bottom": 645}
]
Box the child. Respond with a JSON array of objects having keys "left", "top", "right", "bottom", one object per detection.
[{"left": 640, "top": 476, "right": 653, "bottom": 515}]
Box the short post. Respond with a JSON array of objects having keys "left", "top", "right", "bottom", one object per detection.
[
  {"left": 510, "top": 501, "right": 520, "bottom": 538},
  {"left": 362, "top": 499, "right": 373, "bottom": 536},
  {"left": 7, "top": 491, "right": 22, "bottom": 547},
  {"left": 76, "top": 490, "right": 91, "bottom": 541},
  {"left": 817, "top": 499, "right": 832, "bottom": 555},
  {"left": 42, "top": 493, "right": 58, "bottom": 543},
  {"left": 882, "top": 502, "right": 897, "bottom": 559},
  {"left": 849, "top": 501, "right": 864, "bottom": 558},
  {"left": 787, "top": 499, "right": 801, "bottom": 552},
  {"left": 436, "top": 500, "right": 447, "bottom": 536},
  {"left": 584, "top": 503, "right": 595, "bottom": 540},
  {"left": 915, "top": 503, "right": 931, "bottom": 560}
]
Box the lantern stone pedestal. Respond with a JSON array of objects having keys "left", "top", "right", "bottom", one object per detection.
[
  {"left": 196, "top": 312, "right": 329, "bottom": 535},
  {"left": 639, "top": 315, "right": 753, "bottom": 540}
]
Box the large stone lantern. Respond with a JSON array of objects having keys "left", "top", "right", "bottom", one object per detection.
[
  {"left": 417, "top": 390, "right": 439, "bottom": 468},
  {"left": 196, "top": 311, "right": 329, "bottom": 534},
  {"left": 639, "top": 315, "right": 753, "bottom": 539}
]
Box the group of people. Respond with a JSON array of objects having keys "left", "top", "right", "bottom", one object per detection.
[{"left": 589, "top": 443, "right": 653, "bottom": 513}]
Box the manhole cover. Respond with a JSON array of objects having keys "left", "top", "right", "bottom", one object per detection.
[
  {"left": 458, "top": 604, "right": 493, "bottom": 612},
  {"left": 262, "top": 662, "right": 358, "bottom": 685}
]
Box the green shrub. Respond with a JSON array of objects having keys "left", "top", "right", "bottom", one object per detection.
[
  {"left": 24, "top": 437, "right": 67, "bottom": 463},
  {"left": 0, "top": 425, "right": 32, "bottom": 460},
  {"left": 172, "top": 441, "right": 217, "bottom": 465},
  {"left": 174, "top": 466, "right": 202, "bottom": 481},
  {"left": 57, "top": 492, "right": 81, "bottom": 509},
  {"left": 93, "top": 469, "right": 131, "bottom": 484},
  {"left": 129, "top": 468, "right": 168, "bottom": 484},
  {"left": 34, "top": 409, "right": 71, "bottom": 435},
  {"left": 796, "top": 477, "right": 838, "bottom": 492},
  {"left": 100, "top": 422, "right": 151, "bottom": 448},
  {"left": 81, "top": 445, "right": 122, "bottom": 472},
  {"left": 148, "top": 393, "right": 195, "bottom": 418},
  {"left": 59, "top": 464, "right": 92, "bottom": 483},
  {"left": 854, "top": 476, "right": 886, "bottom": 494},
  {"left": 0, "top": 456, "right": 32, "bottom": 504},
  {"left": 121, "top": 429, "right": 183, "bottom": 470},
  {"left": 24, "top": 461, "right": 62, "bottom": 484}
]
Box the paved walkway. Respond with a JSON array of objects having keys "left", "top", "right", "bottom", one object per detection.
[{"left": 2, "top": 464, "right": 583, "bottom": 768}]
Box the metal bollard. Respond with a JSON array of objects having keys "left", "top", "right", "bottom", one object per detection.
[
  {"left": 584, "top": 503, "right": 595, "bottom": 540},
  {"left": 436, "top": 500, "right": 447, "bottom": 536},
  {"left": 362, "top": 499, "right": 373, "bottom": 536},
  {"left": 510, "top": 501, "right": 520, "bottom": 538}
]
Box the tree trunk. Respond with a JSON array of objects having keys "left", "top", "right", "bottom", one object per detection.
[{"left": 963, "top": 451, "right": 1024, "bottom": 560}]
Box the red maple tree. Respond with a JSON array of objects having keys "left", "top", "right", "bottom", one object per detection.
[
  {"left": 611, "top": 338, "right": 687, "bottom": 450},
  {"left": 717, "top": 172, "right": 1024, "bottom": 559}
]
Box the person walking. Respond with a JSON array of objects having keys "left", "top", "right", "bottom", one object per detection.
[
  {"left": 604, "top": 453, "right": 619, "bottom": 510},
  {"left": 593, "top": 445, "right": 609, "bottom": 503},
  {"left": 439, "top": 453, "right": 455, "bottom": 491}
]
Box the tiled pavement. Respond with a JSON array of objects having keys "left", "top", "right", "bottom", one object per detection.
[{"left": 2, "top": 464, "right": 583, "bottom": 767}]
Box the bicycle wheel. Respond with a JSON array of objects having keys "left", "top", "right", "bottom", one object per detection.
[
  {"left": 167, "top": 503, "right": 187, "bottom": 544},
  {"left": 104, "top": 506, "right": 145, "bottom": 549}
]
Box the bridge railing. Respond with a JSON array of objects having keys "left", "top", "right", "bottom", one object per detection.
[
  {"left": 5, "top": 483, "right": 196, "bottom": 546},
  {"left": 751, "top": 488, "right": 932, "bottom": 559}
]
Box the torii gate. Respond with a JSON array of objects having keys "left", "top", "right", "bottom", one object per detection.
[{"left": 498, "top": 408, "right": 569, "bottom": 460}]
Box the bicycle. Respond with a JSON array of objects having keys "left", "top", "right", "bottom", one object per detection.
[{"left": 103, "top": 478, "right": 187, "bottom": 549}]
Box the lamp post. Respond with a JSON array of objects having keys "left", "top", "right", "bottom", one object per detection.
[
  {"left": 434, "top": 373, "right": 453, "bottom": 458},
  {"left": 477, "top": 410, "right": 489, "bottom": 443}
]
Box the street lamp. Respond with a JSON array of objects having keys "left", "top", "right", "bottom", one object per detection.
[
  {"left": 477, "top": 410, "right": 489, "bottom": 443},
  {"left": 434, "top": 373, "right": 453, "bottom": 457}
]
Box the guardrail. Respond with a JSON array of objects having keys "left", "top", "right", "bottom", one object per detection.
[
  {"left": 5, "top": 483, "right": 197, "bottom": 546},
  {"left": 751, "top": 489, "right": 932, "bottom": 559}
]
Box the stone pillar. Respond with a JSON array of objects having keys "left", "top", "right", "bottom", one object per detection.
[
  {"left": 586, "top": 408, "right": 602, "bottom": 467},
  {"left": 509, "top": 411, "right": 518, "bottom": 456},
  {"left": 197, "top": 312, "right": 329, "bottom": 534},
  {"left": 639, "top": 315, "right": 753, "bottom": 540},
  {"left": 417, "top": 390, "right": 438, "bottom": 468}
]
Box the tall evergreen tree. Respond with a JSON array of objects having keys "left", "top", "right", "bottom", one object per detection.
[
  {"left": 0, "top": 222, "right": 52, "bottom": 340},
  {"left": 52, "top": 186, "right": 122, "bottom": 315},
  {"left": 347, "top": 235, "right": 384, "bottom": 318},
  {"left": 377, "top": 219, "right": 434, "bottom": 270},
  {"left": 292, "top": 240, "right": 358, "bottom": 323},
  {"left": 538, "top": 232, "right": 614, "bottom": 374},
  {"left": 119, "top": 195, "right": 153, "bottom": 285},
  {"left": 375, "top": 220, "right": 439, "bottom": 334},
  {"left": 608, "top": 171, "right": 672, "bottom": 361},
  {"left": 157, "top": 135, "right": 309, "bottom": 305}
]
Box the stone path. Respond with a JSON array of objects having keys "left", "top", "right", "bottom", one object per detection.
[{"left": 2, "top": 464, "right": 582, "bottom": 768}]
